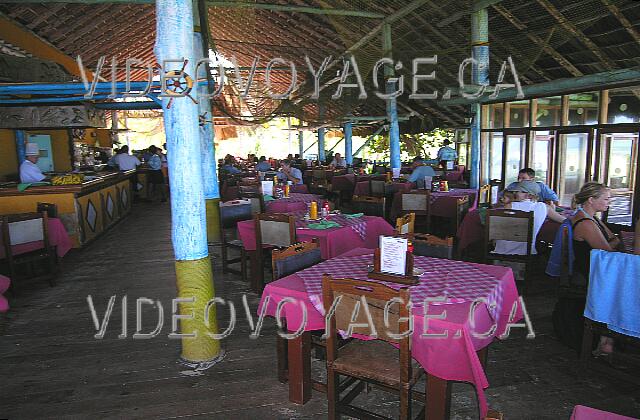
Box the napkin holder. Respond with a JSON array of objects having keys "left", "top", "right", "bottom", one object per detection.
[{"left": 367, "top": 248, "right": 418, "bottom": 285}]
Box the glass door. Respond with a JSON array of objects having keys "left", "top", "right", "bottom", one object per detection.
[
  {"left": 601, "top": 131, "right": 638, "bottom": 226},
  {"left": 532, "top": 131, "right": 554, "bottom": 184},
  {"left": 488, "top": 132, "right": 503, "bottom": 181},
  {"left": 556, "top": 131, "right": 590, "bottom": 207},
  {"left": 504, "top": 133, "right": 526, "bottom": 185}
]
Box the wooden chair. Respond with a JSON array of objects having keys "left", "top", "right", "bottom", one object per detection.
[
  {"left": 395, "top": 213, "right": 415, "bottom": 235},
  {"left": 369, "top": 180, "right": 386, "bottom": 198},
  {"left": 1, "top": 212, "right": 59, "bottom": 289},
  {"left": 351, "top": 195, "right": 385, "bottom": 218},
  {"left": 255, "top": 213, "right": 296, "bottom": 291},
  {"left": 311, "top": 169, "right": 328, "bottom": 194},
  {"left": 400, "top": 191, "right": 431, "bottom": 233},
  {"left": 239, "top": 190, "right": 264, "bottom": 214},
  {"left": 219, "top": 200, "right": 253, "bottom": 281},
  {"left": 413, "top": 234, "right": 454, "bottom": 259},
  {"left": 478, "top": 184, "right": 491, "bottom": 206},
  {"left": 483, "top": 209, "right": 535, "bottom": 294},
  {"left": 272, "top": 239, "right": 323, "bottom": 385},
  {"left": 322, "top": 275, "right": 424, "bottom": 419}
]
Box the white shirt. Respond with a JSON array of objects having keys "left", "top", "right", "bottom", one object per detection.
[
  {"left": 19, "top": 160, "right": 45, "bottom": 183},
  {"left": 492, "top": 201, "right": 547, "bottom": 255},
  {"left": 114, "top": 154, "right": 141, "bottom": 171},
  {"left": 330, "top": 157, "right": 346, "bottom": 168}
]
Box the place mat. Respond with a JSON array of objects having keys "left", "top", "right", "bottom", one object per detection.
[{"left": 297, "top": 253, "right": 503, "bottom": 320}]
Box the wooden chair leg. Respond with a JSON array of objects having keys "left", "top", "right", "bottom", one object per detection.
[
  {"left": 221, "top": 243, "right": 228, "bottom": 272},
  {"left": 400, "top": 384, "right": 411, "bottom": 420},
  {"left": 240, "top": 248, "right": 247, "bottom": 282},
  {"left": 277, "top": 335, "right": 289, "bottom": 383},
  {"left": 425, "top": 373, "right": 451, "bottom": 420},
  {"left": 581, "top": 318, "right": 595, "bottom": 361},
  {"left": 327, "top": 367, "right": 339, "bottom": 420}
]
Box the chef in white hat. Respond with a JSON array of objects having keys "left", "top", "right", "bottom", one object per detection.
[{"left": 20, "top": 143, "right": 46, "bottom": 183}]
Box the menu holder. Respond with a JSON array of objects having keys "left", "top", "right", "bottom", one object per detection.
[{"left": 367, "top": 248, "right": 418, "bottom": 285}]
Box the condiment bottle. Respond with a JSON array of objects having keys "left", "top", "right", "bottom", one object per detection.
[
  {"left": 310, "top": 201, "right": 318, "bottom": 219},
  {"left": 322, "top": 201, "right": 330, "bottom": 217},
  {"left": 407, "top": 240, "right": 414, "bottom": 254},
  {"left": 284, "top": 184, "right": 290, "bottom": 197},
  {"left": 440, "top": 180, "right": 449, "bottom": 192}
]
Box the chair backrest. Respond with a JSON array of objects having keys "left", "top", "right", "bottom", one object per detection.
[
  {"left": 255, "top": 213, "right": 296, "bottom": 248},
  {"left": 239, "top": 177, "right": 260, "bottom": 186},
  {"left": 485, "top": 208, "right": 534, "bottom": 255},
  {"left": 322, "top": 275, "right": 412, "bottom": 380},
  {"left": 239, "top": 191, "right": 264, "bottom": 214},
  {"left": 352, "top": 195, "right": 385, "bottom": 218},
  {"left": 271, "top": 239, "right": 322, "bottom": 280},
  {"left": 2, "top": 212, "right": 47, "bottom": 247},
  {"left": 37, "top": 202, "right": 58, "bottom": 218},
  {"left": 478, "top": 184, "right": 491, "bottom": 205},
  {"left": 239, "top": 184, "right": 261, "bottom": 195},
  {"left": 413, "top": 234, "right": 454, "bottom": 259},
  {"left": 312, "top": 169, "right": 326, "bottom": 181},
  {"left": 369, "top": 180, "right": 386, "bottom": 197},
  {"left": 219, "top": 199, "right": 253, "bottom": 229},
  {"left": 454, "top": 196, "right": 470, "bottom": 232},
  {"left": 401, "top": 191, "right": 430, "bottom": 215},
  {"left": 395, "top": 213, "right": 415, "bottom": 235}
]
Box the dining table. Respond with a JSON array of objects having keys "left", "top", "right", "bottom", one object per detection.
[
  {"left": 0, "top": 217, "right": 73, "bottom": 259},
  {"left": 389, "top": 188, "right": 479, "bottom": 221},
  {"left": 264, "top": 193, "right": 323, "bottom": 214},
  {"left": 237, "top": 211, "right": 395, "bottom": 289},
  {"left": 259, "top": 247, "right": 522, "bottom": 418}
]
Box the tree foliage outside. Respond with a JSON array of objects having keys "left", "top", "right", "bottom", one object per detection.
[{"left": 365, "top": 128, "right": 455, "bottom": 161}]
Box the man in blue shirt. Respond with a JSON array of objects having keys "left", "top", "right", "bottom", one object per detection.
[
  {"left": 437, "top": 139, "right": 458, "bottom": 168},
  {"left": 408, "top": 156, "right": 436, "bottom": 188},
  {"left": 221, "top": 157, "right": 242, "bottom": 175},
  {"left": 255, "top": 156, "right": 271, "bottom": 172},
  {"left": 506, "top": 167, "right": 559, "bottom": 205},
  {"left": 277, "top": 159, "right": 303, "bottom": 185}
]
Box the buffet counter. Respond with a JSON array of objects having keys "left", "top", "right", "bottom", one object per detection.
[{"left": 0, "top": 170, "right": 135, "bottom": 247}]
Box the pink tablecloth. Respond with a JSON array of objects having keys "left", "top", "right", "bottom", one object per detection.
[
  {"left": 237, "top": 214, "right": 394, "bottom": 259},
  {"left": 353, "top": 180, "right": 413, "bottom": 196},
  {"left": 0, "top": 274, "right": 10, "bottom": 312},
  {"left": 265, "top": 193, "right": 323, "bottom": 214},
  {"left": 570, "top": 405, "right": 638, "bottom": 420},
  {"left": 259, "top": 248, "right": 522, "bottom": 417},
  {"left": 0, "top": 218, "right": 72, "bottom": 259}
]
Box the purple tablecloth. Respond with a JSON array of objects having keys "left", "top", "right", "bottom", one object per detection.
[
  {"left": 0, "top": 274, "right": 9, "bottom": 312},
  {"left": 265, "top": 193, "right": 323, "bottom": 214},
  {"left": 570, "top": 405, "right": 637, "bottom": 420}
]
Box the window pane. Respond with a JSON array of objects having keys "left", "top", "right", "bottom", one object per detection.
[
  {"left": 567, "top": 92, "right": 599, "bottom": 126},
  {"left": 489, "top": 133, "right": 503, "bottom": 180},
  {"left": 607, "top": 87, "right": 640, "bottom": 124},
  {"left": 558, "top": 133, "right": 588, "bottom": 206},
  {"left": 507, "top": 100, "right": 529, "bottom": 128},
  {"left": 505, "top": 135, "right": 525, "bottom": 185},
  {"left": 532, "top": 131, "right": 553, "bottom": 184},
  {"left": 605, "top": 134, "right": 637, "bottom": 226},
  {"left": 488, "top": 104, "right": 504, "bottom": 129},
  {"left": 535, "top": 96, "right": 561, "bottom": 127}
]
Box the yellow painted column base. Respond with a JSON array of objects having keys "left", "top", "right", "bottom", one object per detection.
[
  {"left": 175, "top": 256, "right": 221, "bottom": 363},
  {"left": 205, "top": 198, "right": 222, "bottom": 244}
]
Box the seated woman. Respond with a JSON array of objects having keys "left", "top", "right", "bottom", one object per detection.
[
  {"left": 492, "top": 180, "right": 565, "bottom": 255},
  {"left": 570, "top": 182, "right": 626, "bottom": 356}
]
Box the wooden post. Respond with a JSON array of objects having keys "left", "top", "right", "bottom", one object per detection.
[
  {"left": 469, "top": 3, "right": 489, "bottom": 188},
  {"left": 156, "top": 0, "right": 221, "bottom": 367},
  {"left": 344, "top": 121, "right": 353, "bottom": 165},
  {"left": 318, "top": 127, "right": 326, "bottom": 162},
  {"left": 195, "top": 0, "right": 221, "bottom": 244},
  {"left": 298, "top": 130, "right": 304, "bottom": 158}
]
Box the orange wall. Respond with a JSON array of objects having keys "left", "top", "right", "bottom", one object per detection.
[
  {"left": 0, "top": 130, "right": 19, "bottom": 180},
  {"left": 25, "top": 130, "right": 73, "bottom": 172}
]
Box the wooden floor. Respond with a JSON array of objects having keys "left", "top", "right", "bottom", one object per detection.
[{"left": 1, "top": 202, "right": 639, "bottom": 419}]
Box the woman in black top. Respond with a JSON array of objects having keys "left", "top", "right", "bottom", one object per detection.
[{"left": 569, "top": 182, "right": 622, "bottom": 356}]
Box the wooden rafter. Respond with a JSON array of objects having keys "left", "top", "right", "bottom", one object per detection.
[{"left": 600, "top": 0, "right": 640, "bottom": 45}]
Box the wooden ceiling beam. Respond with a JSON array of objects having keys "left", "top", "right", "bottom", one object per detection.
[{"left": 600, "top": 0, "right": 640, "bottom": 45}]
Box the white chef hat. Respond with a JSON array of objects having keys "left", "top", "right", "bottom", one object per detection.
[{"left": 26, "top": 143, "right": 39, "bottom": 156}]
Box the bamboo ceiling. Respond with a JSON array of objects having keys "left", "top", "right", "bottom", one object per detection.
[{"left": 1, "top": 0, "right": 640, "bottom": 128}]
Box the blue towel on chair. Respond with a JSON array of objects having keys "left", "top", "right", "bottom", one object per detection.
[
  {"left": 585, "top": 249, "right": 640, "bottom": 338},
  {"left": 546, "top": 218, "right": 573, "bottom": 277}
]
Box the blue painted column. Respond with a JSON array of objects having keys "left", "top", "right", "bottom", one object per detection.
[
  {"left": 344, "top": 122, "right": 353, "bottom": 165},
  {"left": 155, "top": 0, "right": 220, "bottom": 366},
  {"left": 382, "top": 24, "right": 401, "bottom": 170},
  {"left": 298, "top": 130, "right": 304, "bottom": 158},
  {"left": 193, "top": 30, "right": 221, "bottom": 243},
  {"left": 15, "top": 130, "right": 26, "bottom": 164},
  {"left": 317, "top": 128, "right": 326, "bottom": 162},
  {"left": 470, "top": 5, "right": 489, "bottom": 188}
]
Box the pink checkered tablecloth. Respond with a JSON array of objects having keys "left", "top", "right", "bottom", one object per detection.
[
  {"left": 297, "top": 253, "right": 503, "bottom": 320},
  {"left": 0, "top": 217, "right": 72, "bottom": 259},
  {"left": 237, "top": 213, "right": 394, "bottom": 259},
  {"left": 259, "top": 248, "right": 522, "bottom": 418},
  {"left": 265, "top": 193, "right": 323, "bottom": 214}
]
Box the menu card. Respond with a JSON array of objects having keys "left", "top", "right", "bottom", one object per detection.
[
  {"left": 392, "top": 168, "right": 400, "bottom": 179},
  {"left": 423, "top": 176, "right": 432, "bottom": 190},
  {"left": 379, "top": 236, "right": 408, "bottom": 275},
  {"left": 261, "top": 181, "right": 274, "bottom": 196},
  {"left": 446, "top": 161, "right": 454, "bottom": 170},
  {"left": 491, "top": 185, "right": 499, "bottom": 204}
]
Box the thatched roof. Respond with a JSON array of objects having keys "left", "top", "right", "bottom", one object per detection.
[{"left": 1, "top": 0, "right": 640, "bottom": 128}]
